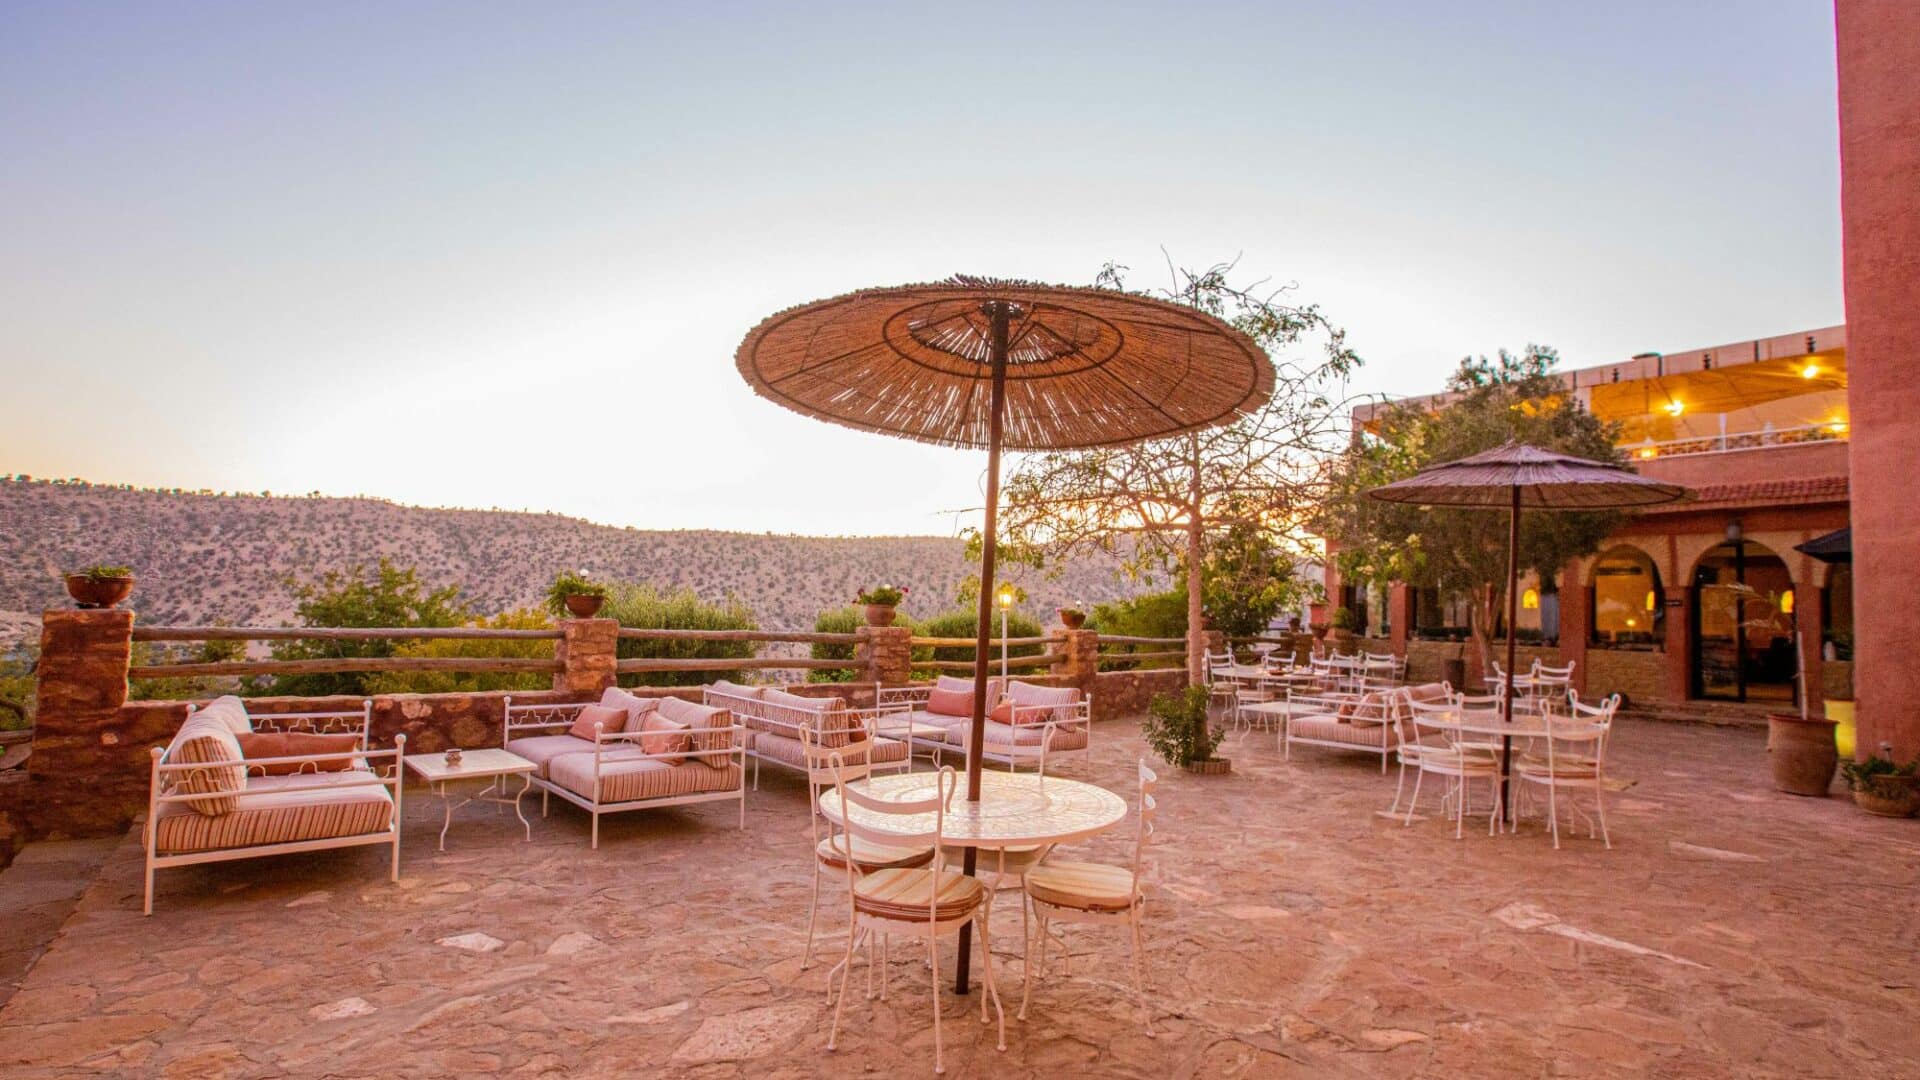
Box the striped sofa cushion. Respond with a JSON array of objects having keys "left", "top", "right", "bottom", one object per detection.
[
  {"left": 981, "top": 720, "right": 1089, "bottom": 752},
  {"left": 1290, "top": 714, "right": 1398, "bottom": 749},
  {"left": 152, "top": 770, "right": 392, "bottom": 854},
  {"left": 547, "top": 754, "right": 742, "bottom": 804},
  {"left": 657, "top": 697, "right": 735, "bottom": 767},
  {"left": 168, "top": 713, "right": 248, "bottom": 816},
  {"left": 1005, "top": 681, "right": 1080, "bottom": 723},
  {"left": 753, "top": 731, "right": 907, "bottom": 770},
  {"left": 707, "top": 682, "right": 773, "bottom": 733},
  {"left": 505, "top": 734, "right": 597, "bottom": 778},
  {"left": 198, "top": 695, "right": 254, "bottom": 735}
]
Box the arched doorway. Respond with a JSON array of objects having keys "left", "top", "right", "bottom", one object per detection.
[{"left": 1691, "top": 538, "right": 1797, "bottom": 703}]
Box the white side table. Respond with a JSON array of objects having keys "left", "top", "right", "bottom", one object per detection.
[{"left": 405, "top": 748, "right": 536, "bottom": 851}]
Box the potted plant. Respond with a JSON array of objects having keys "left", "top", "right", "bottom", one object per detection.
[
  {"left": 1307, "top": 601, "right": 1330, "bottom": 639},
  {"left": 65, "top": 565, "right": 134, "bottom": 609},
  {"left": 1142, "top": 685, "right": 1228, "bottom": 774},
  {"left": 1328, "top": 606, "right": 1358, "bottom": 652},
  {"left": 545, "top": 570, "right": 608, "bottom": 618},
  {"left": 1056, "top": 606, "right": 1087, "bottom": 630},
  {"left": 856, "top": 584, "right": 908, "bottom": 626},
  {"left": 1841, "top": 745, "right": 1920, "bottom": 818}
]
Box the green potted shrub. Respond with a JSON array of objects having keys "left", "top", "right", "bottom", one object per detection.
[
  {"left": 65, "top": 565, "right": 134, "bottom": 609},
  {"left": 1328, "top": 605, "right": 1358, "bottom": 653},
  {"left": 856, "top": 584, "right": 909, "bottom": 626},
  {"left": 1142, "top": 685, "right": 1227, "bottom": 774},
  {"left": 1841, "top": 744, "right": 1920, "bottom": 818},
  {"left": 545, "top": 570, "right": 608, "bottom": 618}
]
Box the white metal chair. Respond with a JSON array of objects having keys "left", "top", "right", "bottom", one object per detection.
[
  {"left": 825, "top": 764, "right": 1005, "bottom": 1074},
  {"left": 1514, "top": 693, "right": 1618, "bottom": 849},
  {"left": 800, "top": 719, "right": 934, "bottom": 979},
  {"left": 1401, "top": 695, "right": 1502, "bottom": 838},
  {"left": 1020, "top": 759, "right": 1158, "bottom": 1035}
]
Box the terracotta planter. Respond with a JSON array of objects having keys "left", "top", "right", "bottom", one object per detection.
[
  {"left": 863, "top": 603, "right": 897, "bottom": 627},
  {"left": 563, "top": 593, "right": 605, "bottom": 618},
  {"left": 1182, "top": 757, "right": 1231, "bottom": 775},
  {"left": 1768, "top": 713, "right": 1839, "bottom": 797},
  {"left": 65, "top": 574, "right": 134, "bottom": 609},
  {"left": 1851, "top": 775, "right": 1920, "bottom": 818},
  {"left": 1058, "top": 609, "right": 1087, "bottom": 630}
]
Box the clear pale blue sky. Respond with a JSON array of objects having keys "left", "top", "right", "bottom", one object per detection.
[{"left": 0, "top": 1, "right": 1842, "bottom": 535}]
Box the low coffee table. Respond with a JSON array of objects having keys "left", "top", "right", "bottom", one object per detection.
[
  {"left": 874, "top": 719, "right": 947, "bottom": 772},
  {"left": 405, "top": 748, "right": 536, "bottom": 851}
]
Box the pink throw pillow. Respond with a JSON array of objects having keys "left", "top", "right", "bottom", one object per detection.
[
  {"left": 639, "top": 713, "right": 690, "bottom": 757},
  {"left": 569, "top": 704, "right": 626, "bottom": 741},
  {"left": 926, "top": 687, "right": 973, "bottom": 717}
]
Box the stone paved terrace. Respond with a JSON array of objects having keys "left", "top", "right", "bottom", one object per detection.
[{"left": 2, "top": 716, "right": 1917, "bottom": 1078}]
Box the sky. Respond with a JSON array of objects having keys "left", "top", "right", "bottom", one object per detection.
[{"left": 0, "top": 2, "right": 1843, "bottom": 537}]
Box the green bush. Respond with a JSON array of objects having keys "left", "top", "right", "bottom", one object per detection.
[
  {"left": 365, "top": 608, "right": 556, "bottom": 695},
  {"left": 1141, "top": 685, "right": 1219, "bottom": 767},
  {"left": 807, "top": 606, "right": 918, "bottom": 683},
  {"left": 911, "top": 608, "right": 1043, "bottom": 679},
  {"left": 270, "top": 560, "right": 470, "bottom": 697},
  {"left": 0, "top": 638, "right": 37, "bottom": 730},
  {"left": 1090, "top": 589, "right": 1187, "bottom": 671},
  {"left": 605, "top": 584, "right": 758, "bottom": 687}
]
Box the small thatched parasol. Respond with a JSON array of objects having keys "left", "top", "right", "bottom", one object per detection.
[
  {"left": 1368, "top": 442, "right": 1690, "bottom": 816},
  {"left": 738, "top": 275, "right": 1273, "bottom": 992}
]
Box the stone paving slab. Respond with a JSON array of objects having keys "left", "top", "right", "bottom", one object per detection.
[
  {"left": 0, "top": 837, "right": 121, "bottom": 1011},
  {"left": 0, "top": 718, "right": 1917, "bottom": 1077}
]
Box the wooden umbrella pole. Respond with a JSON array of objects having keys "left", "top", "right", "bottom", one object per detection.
[
  {"left": 1501, "top": 484, "right": 1520, "bottom": 823},
  {"left": 955, "top": 299, "right": 1010, "bottom": 995}
]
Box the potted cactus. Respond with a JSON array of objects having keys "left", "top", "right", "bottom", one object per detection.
[{"left": 65, "top": 565, "right": 134, "bottom": 609}]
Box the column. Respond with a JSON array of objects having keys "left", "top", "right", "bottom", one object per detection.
[
  {"left": 857, "top": 625, "right": 913, "bottom": 687},
  {"left": 553, "top": 618, "right": 619, "bottom": 695}
]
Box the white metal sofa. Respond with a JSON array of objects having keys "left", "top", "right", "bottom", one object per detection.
[
  {"left": 1281, "top": 682, "right": 1452, "bottom": 772},
  {"left": 877, "top": 676, "right": 1092, "bottom": 773},
  {"left": 503, "top": 687, "right": 747, "bottom": 848},
  {"left": 144, "top": 695, "right": 403, "bottom": 915},
  {"left": 701, "top": 681, "right": 909, "bottom": 789}
]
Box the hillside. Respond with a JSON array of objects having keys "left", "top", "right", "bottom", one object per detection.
[{"left": 0, "top": 479, "right": 1147, "bottom": 643}]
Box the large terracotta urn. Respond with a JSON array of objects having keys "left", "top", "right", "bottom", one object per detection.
[{"left": 1768, "top": 713, "right": 1839, "bottom": 797}]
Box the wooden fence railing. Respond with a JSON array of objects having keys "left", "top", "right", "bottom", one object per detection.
[{"left": 1094, "top": 634, "right": 1185, "bottom": 668}]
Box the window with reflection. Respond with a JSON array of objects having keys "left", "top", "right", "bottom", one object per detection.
[{"left": 1590, "top": 548, "right": 1663, "bottom": 648}]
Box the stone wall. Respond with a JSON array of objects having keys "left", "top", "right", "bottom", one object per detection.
[
  {"left": 1088, "top": 668, "right": 1188, "bottom": 722},
  {"left": 1585, "top": 649, "right": 1668, "bottom": 706},
  {"left": 1823, "top": 660, "right": 1855, "bottom": 702}
]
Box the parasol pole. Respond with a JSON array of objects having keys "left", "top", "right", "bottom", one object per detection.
[
  {"left": 955, "top": 299, "right": 1009, "bottom": 995},
  {"left": 1500, "top": 483, "right": 1520, "bottom": 823}
]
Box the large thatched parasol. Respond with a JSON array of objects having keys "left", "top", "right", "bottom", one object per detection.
[
  {"left": 1367, "top": 442, "right": 1690, "bottom": 816},
  {"left": 738, "top": 275, "right": 1273, "bottom": 990}
]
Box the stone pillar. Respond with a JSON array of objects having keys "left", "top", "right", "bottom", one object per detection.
[
  {"left": 1556, "top": 561, "right": 1590, "bottom": 696},
  {"left": 1388, "top": 583, "right": 1412, "bottom": 658},
  {"left": 1838, "top": 0, "right": 1920, "bottom": 759},
  {"left": 1050, "top": 629, "right": 1099, "bottom": 694},
  {"left": 29, "top": 609, "right": 142, "bottom": 836},
  {"left": 1203, "top": 629, "right": 1227, "bottom": 660},
  {"left": 857, "top": 625, "right": 913, "bottom": 687},
  {"left": 1797, "top": 583, "right": 1826, "bottom": 718},
  {"left": 553, "top": 618, "right": 618, "bottom": 695}
]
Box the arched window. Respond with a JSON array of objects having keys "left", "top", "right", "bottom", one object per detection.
[{"left": 1590, "top": 547, "right": 1663, "bottom": 648}]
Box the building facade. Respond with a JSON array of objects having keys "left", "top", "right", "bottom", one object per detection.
[{"left": 1339, "top": 325, "right": 1852, "bottom": 714}]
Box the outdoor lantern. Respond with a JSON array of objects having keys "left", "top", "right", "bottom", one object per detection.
[
  {"left": 1725, "top": 520, "right": 1744, "bottom": 545},
  {"left": 1781, "top": 589, "right": 1795, "bottom": 614},
  {"left": 996, "top": 585, "right": 1014, "bottom": 610}
]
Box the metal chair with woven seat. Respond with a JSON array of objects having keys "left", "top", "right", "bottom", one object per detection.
[
  {"left": 1514, "top": 692, "right": 1618, "bottom": 849},
  {"left": 800, "top": 719, "right": 934, "bottom": 981},
  {"left": 1018, "top": 759, "right": 1158, "bottom": 1035},
  {"left": 1401, "top": 695, "right": 1502, "bottom": 838},
  {"left": 825, "top": 763, "right": 1004, "bottom": 1075}
]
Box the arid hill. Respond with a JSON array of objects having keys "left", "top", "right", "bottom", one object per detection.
[{"left": 0, "top": 479, "right": 1146, "bottom": 643}]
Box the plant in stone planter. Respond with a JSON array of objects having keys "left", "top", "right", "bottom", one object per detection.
[
  {"left": 1841, "top": 745, "right": 1920, "bottom": 818},
  {"left": 1142, "top": 685, "right": 1226, "bottom": 773},
  {"left": 856, "top": 584, "right": 909, "bottom": 626},
  {"left": 545, "top": 570, "right": 608, "bottom": 618},
  {"left": 65, "top": 564, "right": 135, "bottom": 609},
  {"left": 1057, "top": 606, "right": 1087, "bottom": 630}
]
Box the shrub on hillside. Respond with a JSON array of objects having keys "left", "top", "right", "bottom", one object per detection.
[
  {"left": 911, "top": 608, "right": 1043, "bottom": 679},
  {"left": 364, "top": 608, "right": 555, "bottom": 695},
  {"left": 270, "top": 560, "right": 470, "bottom": 697},
  {"left": 606, "top": 584, "right": 757, "bottom": 687}
]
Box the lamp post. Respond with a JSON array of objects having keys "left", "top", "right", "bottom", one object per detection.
[{"left": 996, "top": 585, "right": 1015, "bottom": 682}]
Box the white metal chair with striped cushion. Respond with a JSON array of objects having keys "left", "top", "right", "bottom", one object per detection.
[
  {"left": 1018, "top": 759, "right": 1158, "bottom": 1035},
  {"left": 1515, "top": 692, "right": 1618, "bottom": 849},
  {"left": 825, "top": 764, "right": 1004, "bottom": 1075}
]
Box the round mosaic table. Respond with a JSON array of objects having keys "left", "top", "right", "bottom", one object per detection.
[{"left": 816, "top": 769, "right": 1129, "bottom": 850}]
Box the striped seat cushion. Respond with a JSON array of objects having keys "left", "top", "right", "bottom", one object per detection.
[
  {"left": 753, "top": 731, "right": 907, "bottom": 769},
  {"left": 657, "top": 697, "right": 736, "bottom": 768},
  {"left": 1517, "top": 753, "right": 1599, "bottom": 779},
  {"left": 547, "top": 753, "right": 742, "bottom": 803},
  {"left": 980, "top": 720, "right": 1089, "bottom": 751},
  {"left": 167, "top": 713, "right": 248, "bottom": 816},
  {"left": 1289, "top": 715, "right": 1398, "bottom": 749},
  {"left": 152, "top": 771, "right": 392, "bottom": 854},
  {"left": 853, "top": 867, "right": 985, "bottom": 921},
  {"left": 1005, "top": 681, "right": 1080, "bottom": 723},
  {"left": 505, "top": 734, "right": 597, "bottom": 778},
  {"left": 1024, "top": 860, "right": 1139, "bottom": 913},
  {"left": 817, "top": 834, "right": 934, "bottom": 872}
]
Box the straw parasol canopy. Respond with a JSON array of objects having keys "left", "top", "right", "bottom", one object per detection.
[
  {"left": 737, "top": 276, "right": 1273, "bottom": 451},
  {"left": 1367, "top": 441, "right": 1692, "bottom": 818},
  {"left": 738, "top": 275, "right": 1273, "bottom": 994}
]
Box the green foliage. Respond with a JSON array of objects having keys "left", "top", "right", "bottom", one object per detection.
[
  {"left": 855, "top": 584, "right": 909, "bottom": 607},
  {"left": 544, "top": 571, "right": 607, "bottom": 615},
  {"left": 1321, "top": 346, "right": 1624, "bottom": 667},
  {"left": 76, "top": 564, "right": 133, "bottom": 581},
  {"left": 806, "top": 605, "right": 918, "bottom": 683},
  {"left": 1090, "top": 590, "right": 1188, "bottom": 671},
  {"left": 1141, "top": 685, "right": 1220, "bottom": 767},
  {"left": 1199, "top": 513, "right": 1302, "bottom": 638},
  {"left": 1329, "top": 606, "right": 1357, "bottom": 631},
  {"left": 365, "top": 608, "right": 556, "bottom": 695},
  {"left": 128, "top": 636, "right": 252, "bottom": 701},
  {"left": 1841, "top": 752, "right": 1919, "bottom": 795},
  {"left": 605, "top": 584, "right": 757, "bottom": 687},
  {"left": 0, "top": 638, "right": 36, "bottom": 730},
  {"left": 269, "top": 560, "right": 470, "bottom": 697},
  {"left": 911, "top": 608, "right": 1043, "bottom": 677}
]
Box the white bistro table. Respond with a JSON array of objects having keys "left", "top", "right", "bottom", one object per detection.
[{"left": 405, "top": 748, "right": 535, "bottom": 851}]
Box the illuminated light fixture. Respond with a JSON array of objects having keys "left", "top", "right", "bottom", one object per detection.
[
  {"left": 1830, "top": 421, "right": 1849, "bottom": 434},
  {"left": 1625, "top": 617, "right": 1638, "bottom": 629},
  {"left": 1665, "top": 400, "right": 1685, "bottom": 417},
  {"left": 1637, "top": 446, "right": 1658, "bottom": 460},
  {"left": 1645, "top": 590, "right": 1657, "bottom": 612},
  {"left": 1802, "top": 362, "right": 1821, "bottom": 379},
  {"left": 996, "top": 584, "right": 1015, "bottom": 610},
  {"left": 1780, "top": 590, "right": 1795, "bottom": 615},
  {"left": 1522, "top": 588, "right": 1539, "bottom": 611}
]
